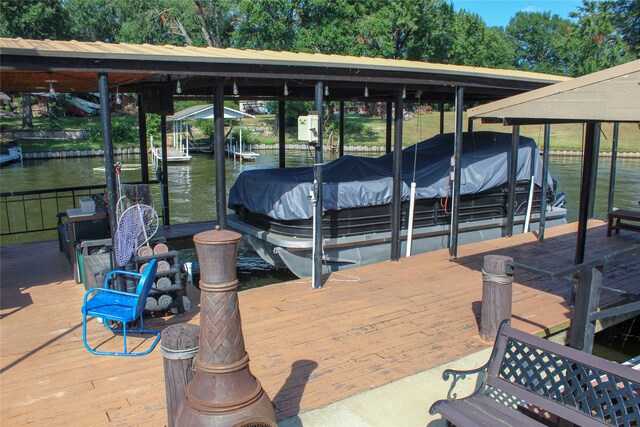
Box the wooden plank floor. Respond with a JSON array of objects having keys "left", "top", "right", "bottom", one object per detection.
[{"left": 1, "top": 221, "right": 639, "bottom": 425}]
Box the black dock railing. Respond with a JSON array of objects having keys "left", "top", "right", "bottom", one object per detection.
[{"left": 1, "top": 181, "right": 162, "bottom": 238}]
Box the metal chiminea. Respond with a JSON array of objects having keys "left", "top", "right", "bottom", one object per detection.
[{"left": 175, "top": 227, "right": 276, "bottom": 426}]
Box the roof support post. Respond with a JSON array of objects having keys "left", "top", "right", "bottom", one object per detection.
[
  {"left": 391, "top": 89, "right": 404, "bottom": 261},
  {"left": 160, "top": 115, "right": 170, "bottom": 226},
  {"left": 449, "top": 86, "right": 464, "bottom": 258},
  {"left": 386, "top": 102, "right": 393, "bottom": 154},
  {"left": 439, "top": 102, "right": 445, "bottom": 134},
  {"left": 98, "top": 73, "right": 118, "bottom": 251},
  {"left": 587, "top": 123, "right": 601, "bottom": 219},
  {"left": 506, "top": 125, "right": 520, "bottom": 237},
  {"left": 339, "top": 101, "right": 345, "bottom": 157},
  {"left": 214, "top": 83, "right": 227, "bottom": 228},
  {"left": 137, "top": 94, "right": 149, "bottom": 184},
  {"left": 538, "top": 124, "right": 551, "bottom": 240},
  {"left": 312, "top": 81, "right": 324, "bottom": 289},
  {"left": 575, "top": 122, "right": 599, "bottom": 264},
  {"left": 278, "top": 100, "right": 286, "bottom": 168},
  {"left": 467, "top": 110, "right": 473, "bottom": 132},
  {"left": 607, "top": 123, "right": 619, "bottom": 214}
]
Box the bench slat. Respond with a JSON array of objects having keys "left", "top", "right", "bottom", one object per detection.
[{"left": 434, "top": 394, "right": 546, "bottom": 427}]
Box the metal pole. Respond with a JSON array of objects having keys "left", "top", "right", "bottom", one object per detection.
[
  {"left": 214, "top": 83, "right": 227, "bottom": 228},
  {"left": 506, "top": 125, "right": 520, "bottom": 237},
  {"left": 137, "top": 94, "right": 149, "bottom": 184},
  {"left": 538, "top": 124, "right": 551, "bottom": 240},
  {"left": 278, "top": 100, "right": 286, "bottom": 168},
  {"left": 575, "top": 122, "right": 599, "bottom": 264},
  {"left": 390, "top": 90, "right": 403, "bottom": 261},
  {"left": 587, "top": 123, "right": 601, "bottom": 219},
  {"left": 339, "top": 101, "right": 345, "bottom": 157},
  {"left": 160, "top": 115, "right": 170, "bottom": 226},
  {"left": 607, "top": 123, "right": 619, "bottom": 214},
  {"left": 98, "top": 73, "right": 118, "bottom": 246},
  {"left": 467, "top": 116, "right": 473, "bottom": 132},
  {"left": 449, "top": 86, "right": 464, "bottom": 258},
  {"left": 312, "top": 82, "right": 324, "bottom": 289},
  {"left": 439, "top": 102, "right": 445, "bottom": 134},
  {"left": 386, "top": 102, "right": 393, "bottom": 154}
]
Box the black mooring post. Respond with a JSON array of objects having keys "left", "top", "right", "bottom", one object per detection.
[
  {"left": 575, "top": 122, "right": 599, "bottom": 265},
  {"left": 160, "top": 115, "right": 170, "bottom": 226},
  {"left": 439, "top": 102, "right": 445, "bottom": 134},
  {"left": 214, "top": 83, "right": 227, "bottom": 228},
  {"left": 390, "top": 90, "right": 404, "bottom": 261},
  {"left": 312, "top": 81, "right": 324, "bottom": 289},
  {"left": 278, "top": 100, "right": 286, "bottom": 168},
  {"left": 539, "top": 124, "right": 551, "bottom": 240},
  {"left": 137, "top": 94, "right": 149, "bottom": 184},
  {"left": 386, "top": 102, "right": 393, "bottom": 154},
  {"left": 607, "top": 123, "right": 620, "bottom": 214},
  {"left": 339, "top": 101, "right": 345, "bottom": 157},
  {"left": 449, "top": 86, "right": 464, "bottom": 259},
  {"left": 587, "top": 123, "right": 601, "bottom": 219},
  {"left": 569, "top": 265, "right": 603, "bottom": 352},
  {"left": 98, "top": 73, "right": 118, "bottom": 247},
  {"left": 506, "top": 125, "right": 520, "bottom": 237}
]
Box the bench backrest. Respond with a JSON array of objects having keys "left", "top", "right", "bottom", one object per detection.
[{"left": 486, "top": 324, "right": 640, "bottom": 427}]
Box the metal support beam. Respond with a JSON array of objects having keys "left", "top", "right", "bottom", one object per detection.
[
  {"left": 449, "top": 87, "right": 464, "bottom": 258},
  {"left": 214, "top": 84, "right": 227, "bottom": 228},
  {"left": 312, "top": 82, "right": 324, "bottom": 289},
  {"left": 569, "top": 265, "right": 603, "bottom": 353},
  {"left": 506, "top": 125, "right": 520, "bottom": 237},
  {"left": 467, "top": 116, "right": 473, "bottom": 132},
  {"left": 160, "top": 115, "right": 170, "bottom": 226},
  {"left": 339, "top": 101, "right": 345, "bottom": 157},
  {"left": 278, "top": 100, "right": 286, "bottom": 168},
  {"left": 98, "top": 73, "right": 118, "bottom": 250},
  {"left": 607, "top": 123, "right": 619, "bottom": 214},
  {"left": 538, "top": 124, "right": 551, "bottom": 240},
  {"left": 575, "top": 122, "right": 599, "bottom": 265},
  {"left": 587, "top": 123, "right": 601, "bottom": 219},
  {"left": 137, "top": 94, "right": 149, "bottom": 184},
  {"left": 386, "top": 102, "right": 393, "bottom": 154},
  {"left": 439, "top": 102, "right": 445, "bottom": 134},
  {"left": 390, "top": 90, "right": 404, "bottom": 261}
]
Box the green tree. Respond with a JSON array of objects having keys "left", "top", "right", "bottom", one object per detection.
[
  {"left": 233, "top": 0, "right": 301, "bottom": 50},
  {"left": 66, "top": 0, "right": 122, "bottom": 42},
  {"left": 506, "top": 11, "right": 573, "bottom": 75},
  {"left": 0, "top": 0, "right": 70, "bottom": 39}
]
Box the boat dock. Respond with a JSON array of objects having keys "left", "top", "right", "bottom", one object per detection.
[
  {"left": 0, "top": 146, "right": 22, "bottom": 166},
  {"left": 1, "top": 221, "right": 638, "bottom": 425},
  {"left": 149, "top": 135, "right": 191, "bottom": 164}
]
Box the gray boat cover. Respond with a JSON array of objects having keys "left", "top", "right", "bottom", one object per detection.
[{"left": 228, "top": 131, "right": 551, "bottom": 220}]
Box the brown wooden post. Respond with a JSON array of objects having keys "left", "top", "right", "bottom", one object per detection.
[
  {"left": 176, "top": 226, "right": 276, "bottom": 426},
  {"left": 162, "top": 323, "right": 199, "bottom": 427},
  {"left": 480, "top": 255, "right": 513, "bottom": 341}
]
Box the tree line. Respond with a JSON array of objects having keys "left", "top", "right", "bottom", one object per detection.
[{"left": 1, "top": 0, "right": 638, "bottom": 77}]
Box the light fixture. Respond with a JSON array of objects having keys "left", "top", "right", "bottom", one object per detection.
[
  {"left": 233, "top": 81, "right": 238, "bottom": 95},
  {"left": 176, "top": 80, "right": 182, "bottom": 94},
  {"left": 116, "top": 85, "right": 122, "bottom": 104},
  {"left": 402, "top": 85, "right": 406, "bottom": 99},
  {"left": 284, "top": 82, "right": 289, "bottom": 96},
  {"left": 364, "top": 85, "right": 369, "bottom": 98},
  {"left": 47, "top": 80, "right": 56, "bottom": 95},
  {"left": 324, "top": 84, "right": 329, "bottom": 97}
]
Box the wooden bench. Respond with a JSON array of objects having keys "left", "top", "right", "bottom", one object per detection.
[
  {"left": 607, "top": 209, "right": 640, "bottom": 236},
  {"left": 429, "top": 321, "right": 640, "bottom": 426}
]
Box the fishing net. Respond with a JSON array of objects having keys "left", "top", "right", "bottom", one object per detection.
[{"left": 114, "top": 204, "right": 159, "bottom": 266}]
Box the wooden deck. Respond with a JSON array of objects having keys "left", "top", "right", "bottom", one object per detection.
[{"left": 1, "top": 221, "right": 639, "bottom": 425}]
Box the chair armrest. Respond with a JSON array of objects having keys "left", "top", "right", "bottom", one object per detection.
[{"left": 440, "top": 361, "right": 491, "bottom": 401}]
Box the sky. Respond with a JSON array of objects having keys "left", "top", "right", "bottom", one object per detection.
[{"left": 450, "top": 0, "right": 584, "bottom": 27}]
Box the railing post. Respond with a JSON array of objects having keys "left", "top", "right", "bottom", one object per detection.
[
  {"left": 480, "top": 255, "right": 514, "bottom": 341},
  {"left": 569, "top": 265, "right": 603, "bottom": 353}
]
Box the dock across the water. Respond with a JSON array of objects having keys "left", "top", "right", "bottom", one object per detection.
[
  {"left": 0, "top": 146, "right": 22, "bottom": 166},
  {"left": 1, "top": 221, "right": 638, "bottom": 425}
]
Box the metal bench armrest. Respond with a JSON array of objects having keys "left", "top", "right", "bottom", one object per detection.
[{"left": 441, "top": 361, "right": 491, "bottom": 401}]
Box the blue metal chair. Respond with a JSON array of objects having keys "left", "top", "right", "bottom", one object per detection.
[{"left": 81, "top": 259, "right": 161, "bottom": 356}]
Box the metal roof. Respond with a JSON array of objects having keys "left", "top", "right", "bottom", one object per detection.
[
  {"left": 0, "top": 37, "right": 570, "bottom": 101},
  {"left": 168, "top": 104, "right": 254, "bottom": 120},
  {"left": 468, "top": 59, "right": 640, "bottom": 124}
]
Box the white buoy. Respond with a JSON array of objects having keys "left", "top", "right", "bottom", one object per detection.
[
  {"left": 524, "top": 175, "right": 535, "bottom": 233},
  {"left": 406, "top": 181, "right": 417, "bottom": 257}
]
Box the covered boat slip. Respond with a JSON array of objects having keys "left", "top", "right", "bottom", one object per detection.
[
  {"left": 1, "top": 222, "right": 638, "bottom": 425},
  {"left": 0, "top": 37, "right": 571, "bottom": 287}
]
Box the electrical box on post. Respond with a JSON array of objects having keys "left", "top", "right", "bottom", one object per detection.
[{"left": 297, "top": 115, "right": 319, "bottom": 142}]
